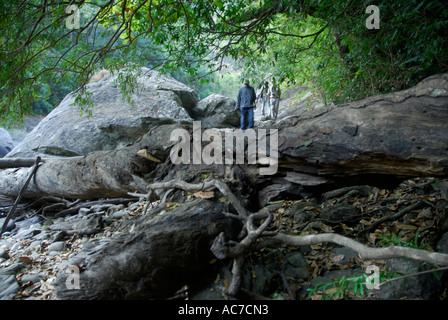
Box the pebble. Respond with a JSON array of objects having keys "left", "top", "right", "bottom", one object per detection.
[
  {"left": 0, "top": 218, "right": 15, "bottom": 233},
  {"left": 112, "top": 210, "right": 128, "bottom": 219},
  {"left": 20, "top": 273, "right": 45, "bottom": 284},
  {"left": 10, "top": 242, "right": 22, "bottom": 253},
  {"left": 78, "top": 208, "right": 90, "bottom": 216},
  {"left": 0, "top": 248, "right": 8, "bottom": 259},
  {"left": 12, "top": 223, "right": 42, "bottom": 239},
  {"left": 47, "top": 241, "right": 67, "bottom": 252},
  {"left": 0, "top": 274, "right": 19, "bottom": 300}
]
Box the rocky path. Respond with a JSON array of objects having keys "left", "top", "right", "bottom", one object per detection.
[{"left": 0, "top": 200, "right": 147, "bottom": 299}]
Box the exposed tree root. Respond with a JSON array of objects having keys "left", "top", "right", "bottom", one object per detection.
[{"left": 128, "top": 178, "right": 448, "bottom": 297}]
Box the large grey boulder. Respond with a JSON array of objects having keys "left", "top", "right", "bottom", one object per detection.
[
  {"left": 6, "top": 67, "right": 198, "bottom": 158},
  {"left": 195, "top": 94, "right": 239, "bottom": 128},
  {"left": 0, "top": 128, "right": 14, "bottom": 158}
]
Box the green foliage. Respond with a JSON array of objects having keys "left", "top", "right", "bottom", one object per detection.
[
  {"left": 245, "top": 0, "right": 448, "bottom": 104},
  {"left": 1, "top": 0, "right": 447, "bottom": 125},
  {"left": 379, "top": 232, "right": 430, "bottom": 250},
  {"left": 307, "top": 268, "right": 401, "bottom": 300}
]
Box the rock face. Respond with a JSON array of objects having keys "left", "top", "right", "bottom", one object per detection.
[
  {"left": 0, "top": 128, "right": 14, "bottom": 158},
  {"left": 6, "top": 67, "right": 199, "bottom": 158},
  {"left": 194, "top": 93, "right": 239, "bottom": 128}
]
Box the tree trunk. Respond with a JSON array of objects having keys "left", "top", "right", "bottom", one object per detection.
[{"left": 0, "top": 74, "right": 447, "bottom": 202}]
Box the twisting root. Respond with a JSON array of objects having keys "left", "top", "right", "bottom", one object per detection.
[{"left": 130, "top": 178, "right": 448, "bottom": 297}]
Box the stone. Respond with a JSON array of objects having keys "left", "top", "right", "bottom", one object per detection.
[
  {"left": 10, "top": 242, "right": 22, "bottom": 253},
  {"left": 376, "top": 258, "right": 445, "bottom": 300},
  {"left": 106, "top": 204, "right": 125, "bottom": 216},
  {"left": 0, "top": 248, "right": 8, "bottom": 259},
  {"left": 285, "top": 252, "right": 309, "bottom": 268},
  {"left": 320, "top": 203, "right": 360, "bottom": 221},
  {"left": 284, "top": 252, "right": 310, "bottom": 279},
  {"left": 6, "top": 67, "right": 198, "bottom": 158},
  {"left": 194, "top": 94, "right": 239, "bottom": 128},
  {"left": 243, "top": 263, "right": 276, "bottom": 297},
  {"left": 0, "top": 128, "right": 14, "bottom": 158},
  {"left": 0, "top": 218, "right": 15, "bottom": 233},
  {"left": 14, "top": 216, "right": 41, "bottom": 228},
  {"left": 23, "top": 240, "right": 42, "bottom": 254},
  {"left": 111, "top": 210, "right": 128, "bottom": 219},
  {"left": 310, "top": 269, "right": 360, "bottom": 290},
  {"left": 332, "top": 247, "right": 359, "bottom": 266},
  {"left": 12, "top": 223, "right": 42, "bottom": 239},
  {"left": 78, "top": 208, "right": 90, "bottom": 216},
  {"left": 333, "top": 247, "right": 358, "bottom": 259},
  {"left": 0, "top": 274, "right": 19, "bottom": 300},
  {"left": 20, "top": 273, "right": 45, "bottom": 284},
  {"left": 284, "top": 265, "right": 310, "bottom": 279},
  {"left": 48, "top": 241, "right": 67, "bottom": 252},
  {"left": 2, "top": 262, "right": 27, "bottom": 274},
  {"left": 286, "top": 201, "right": 317, "bottom": 224},
  {"left": 73, "top": 215, "right": 103, "bottom": 231},
  {"left": 436, "top": 232, "right": 448, "bottom": 254}
]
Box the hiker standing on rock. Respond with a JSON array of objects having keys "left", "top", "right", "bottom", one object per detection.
[
  {"left": 235, "top": 79, "right": 257, "bottom": 130},
  {"left": 258, "top": 80, "right": 271, "bottom": 117},
  {"left": 269, "top": 79, "right": 281, "bottom": 119}
]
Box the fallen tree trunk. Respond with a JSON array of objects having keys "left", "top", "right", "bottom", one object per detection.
[
  {"left": 0, "top": 158, "right": 42, "bottom": 169},
  {"left": 0, "top": 125, "right": 180, "bottom": 200},
  {"left": 0, "top": 74, "right": 448, "bottom": 201},
  {"left": 273, "top": 74, "right": 448, "bottom": 178}
]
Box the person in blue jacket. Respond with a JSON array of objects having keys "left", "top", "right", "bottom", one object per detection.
[{"left": 235, "top": 79, "right": 257, "bottom": 130}]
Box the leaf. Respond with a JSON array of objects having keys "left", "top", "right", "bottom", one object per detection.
[
  {"left": 136, "top": 149, "right": 161, "bottom": 163},
  {"left": 165, "top": 202, "right": 181, "bottom": 210},
  {"left": 19, "top": 256, "right": 33, "bottom": 264},
  {"left": 223, "top": 275, "right": 229, "bottom": 289},
  {"left": 218, "top": 197, "right": 230, "bottom": 204},
  {"left": 332, "top": 254, "right": 345, "bottom": 262},
  {"left": 212, "top": 1, "right": 224, "bottom": 9},
  {"left": 270, "top": 292, "right": 285, "bottom": 300},
  {"left": 193, "top": 191, "right": 214, "bottom": 199},
  {"left": 320, "top": 223, "right": 334, "bottom": 233},
  {"left": 397, "top": 224, "right": 417, "bottom": 231}
]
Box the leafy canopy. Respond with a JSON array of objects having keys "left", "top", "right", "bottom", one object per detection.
[{"left": 1, "top": 0, "right": 447, "bottom": 126}]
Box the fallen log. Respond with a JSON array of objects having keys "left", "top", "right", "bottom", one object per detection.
[
  {"left": 0, "top": 74, "right": 447, "bottom": 202},
  {"left": 274, "top": 73, "right": 448, "bottom": 180},
  {"left": 0, "top": 158, "right": 42, "bottom": 168},
  {"left": 0, "top": 124, "right": 180, "bottom": 200}
]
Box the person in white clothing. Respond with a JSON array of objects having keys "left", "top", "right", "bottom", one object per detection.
[
  {"left": 258, "top": 81, "right": 270, "bottom": 116},
  {"left": 268, "top": 80, "right": 281, "bottom": 119}
]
